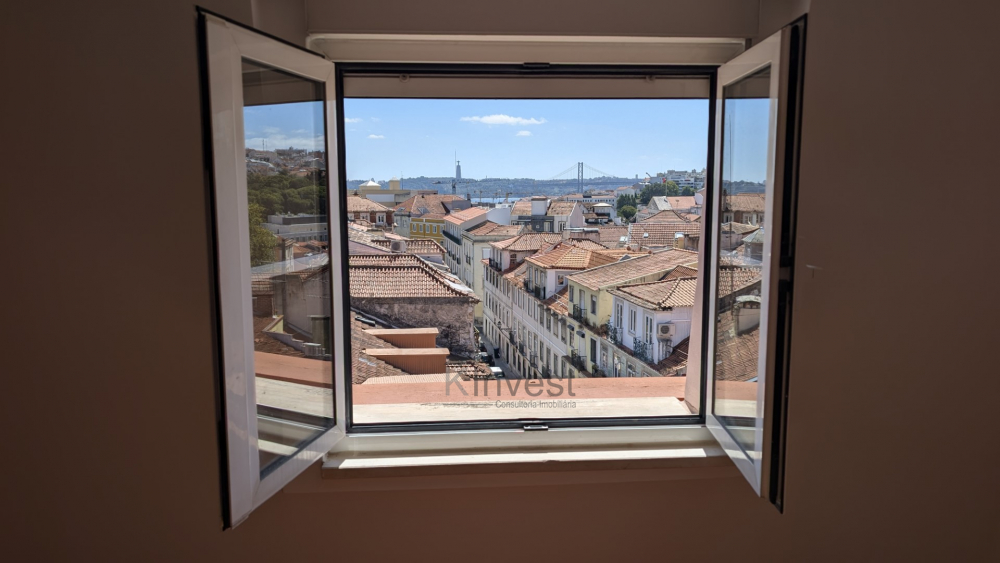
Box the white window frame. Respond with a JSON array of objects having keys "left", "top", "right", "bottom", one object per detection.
[
  {"left": 203, "top": 13, "right": 346, "bottom": 526},
  {"left": 204, "top": 14, "right": 801, "bottom": 521},
  {"left": 703, "top": 24, "right": 801, "bottom": 502}
]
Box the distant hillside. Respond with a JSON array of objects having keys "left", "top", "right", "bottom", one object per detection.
[{"left": 347, "top": 176, "right": 638, "bottom": 199}]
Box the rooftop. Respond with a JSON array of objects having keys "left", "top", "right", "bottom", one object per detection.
[
  {"left": 609, "top": 276, "right": 699, "bottom": 310},
  {"left": 627, "top": 222, "right": 702, "bottom": 247},
  {"left": 467, "top": 221, "right": 522, "bottom": 237},
  {"left": 346, "top": 195, "right": 391, "bottom": 213},
  {"left": 349, "top": 254, "right": 478, "bottom": 300},
  {"left": 567, "top": 248, "right": 698, "bottom": 291},
  {"left": 490, "top": 232, "right": 563, "bottom": 252},
  {"left": 525, "top": 242, "right": 621, "bottom": 270},
  {"left": 723, "top": 192, "right": 766, "bottom": 212},
  {"left": 443, "top": 206, "right": 489, "bottom": 225},
  {"left": 395, "top": 193, "right": 467, "bottom": 216},
  {"left": 370, "top": 238, "right": 446, "bottom": 256}
]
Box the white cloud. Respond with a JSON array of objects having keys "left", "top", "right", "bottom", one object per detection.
[
  {"left": 515, "top": 130, "right": 532, "bottom": 137},
  {"left": 261, "top": 126, "right": 281, "bottom": 134},
  {"left": 461, "top": 114, "right": 546, "bottom": 126},
  {"left": 371, "top": 117, "right": 382, "bottom": 122},
  {"left": 344, "top": 118, "right": 362, "bottom": 123},
  {"left": 368, "top": 134, "right": 385, "bottom": 139}
]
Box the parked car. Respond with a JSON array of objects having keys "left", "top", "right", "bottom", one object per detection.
[{"left": 490, "top": 367, "right": 505, "bottom": 379}]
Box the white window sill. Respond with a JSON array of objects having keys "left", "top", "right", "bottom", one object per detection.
[{"left": 284, "top": 426, "right": 736, "bottom": 493}]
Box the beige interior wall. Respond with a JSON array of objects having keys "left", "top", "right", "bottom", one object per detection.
[{"left": 3, "top": 1, "right": 998, "bottom": 561}]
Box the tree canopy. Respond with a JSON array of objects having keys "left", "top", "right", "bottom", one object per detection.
[
  {"left": 248, "top": 202, "right": 276, "bottom": 267},
  {"left": 619, "top": 205, "right": 637, "bottom": 222},
  {"left": 246, "top": 172, "right": 327, "bottom": 217}
]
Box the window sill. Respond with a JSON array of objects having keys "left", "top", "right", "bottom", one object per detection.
[{"left": 285, "top": 428, "right": 736, "bottom": 493}]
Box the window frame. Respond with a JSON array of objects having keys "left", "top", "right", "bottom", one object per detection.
[
  {"left": 336, "top": 61, "right": 717, "bottom": 435},
  {"left": 200, "top": 11, "right": 347, "bottom": 527},
  {"left": 204, "top": 15, "right": 809, "bottom": 519}
]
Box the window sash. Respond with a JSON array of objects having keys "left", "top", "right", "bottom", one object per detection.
[{"left": 201, "top": 11, "right": 349, "bottom": 527}]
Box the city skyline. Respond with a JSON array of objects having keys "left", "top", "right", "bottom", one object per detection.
[{"left": 244, "top": 98, "right": 769, "bottom": 184}]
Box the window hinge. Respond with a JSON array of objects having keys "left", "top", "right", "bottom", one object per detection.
[{"left": 523, "top": 423, "right": 549, "bottom": 431}]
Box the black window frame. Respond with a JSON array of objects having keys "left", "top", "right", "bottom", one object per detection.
[{"left": 335, "top": 62, "right": 718, "bottom": 434}]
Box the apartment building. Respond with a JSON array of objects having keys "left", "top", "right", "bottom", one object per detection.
[
  {"left": 393, "top": 193, "right": 470, "bottom": 239},
  {"left": 565, "top": 249, "right": 698, "bottom": 373},
  {"left": 509, "top": 196, "right": 586, "bottom": 233},
  {"left": 346, "top": 195, "right": 393, "bottom": 227}
]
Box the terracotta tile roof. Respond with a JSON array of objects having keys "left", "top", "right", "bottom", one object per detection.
[
  {"left": 544, "top": 286, "right": 570, "bottom": 315},
  {"left": 656, "top": 337, "right": 690, "bottom": 376},
  {"left": 665, "top": 196, "right": 697, "bottom": 210},
  {"left": 713, "top": 314, "right": 760, "bottom": 382},
  {"left": 490, "top": 232, "right": 562, "bottom": 252},
  {"left": 395, "top": 194, "right": 467, "bottom": 216},
  {"left": 639, "top": 209, "right": 691, "bottom": 223},
  {"left": 443, "top": 206, "right": 489, "bottom": 225},
  {"left": 546, "top": 201, "right": 578, "bottom": 216},
  {"left": 610, "top": 276, "right": 698, "bottom": 310},
  {"left": 349, "top": 254, "right": 478, "bottom": 300},
  {"left": 567, "top": 248, "right": 699, "bottom": 291},
  {"left": 525, "top": 242, "right": 620, "bottom": 270},
  {"left": 370, "top": 238, "right": 446, "bottom": 255},
  {"left": 347, "top": 195, "right": 391, "bottom": 213},
  {"left": 718, "top": 266, "right": 762, "bottom": 296},
  {"left": 628, "top": 222, "right": 701, "bottom": 247},
  {"left": 680, "top": 213, "right": 701, "bottom": 222},
  {"left": 510, "top": 198, "right": 536, "bottom": 216},
  {"left": 723, "top": 222, "right": 760, "bottom": 235},
  {"left": 723, "top": 192, "right": 766, "bottom": 213},
  {"left": 467, "top": 221, "right": 522, "bottom": 237},
  {"left": 662, "top": 265, "right": 699, "bottom": 280},
  {"left": 564, "top": 239, "right": 608, "bottom": 251},
  {"left": 597, "top": 226, "right": 629, "bottom": 247}
]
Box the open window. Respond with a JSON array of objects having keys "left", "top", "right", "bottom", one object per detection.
[
  {"left": 201, "top": 8, "right": 804, "bottom": 525},
  {"left": 703, "top": 21, "right": 805, "bottom": 508},
  {"left": 201, "top": 12, "right": 345, "bottom": 526}
]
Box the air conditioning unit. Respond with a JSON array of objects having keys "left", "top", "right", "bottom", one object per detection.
[
  {"left": 389, "top": 240, "right": 407, "bottom": 253},
  {"left": 657, "top": 323, "right": 675, "bottom": 339}
]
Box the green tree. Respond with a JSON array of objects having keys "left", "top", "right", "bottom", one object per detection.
[
  {"left": 638, "top": 183, "right": 666, "bottom": 205},
  {"left": 619, "top": 205, "right": 637, "bottom": 222},
  {"left": 680, "top": 186, "right": 696, "bottom": 196},
  {"left": 616, "top": 193, "right": 637, "bottom": 212},
  {"left": 663, "top": 181, "right": 680, "bottom": 196},
  {"left": 248, "top": 202, "right": 276, "bottom": 267}
]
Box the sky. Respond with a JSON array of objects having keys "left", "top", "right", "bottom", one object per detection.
[{"left": 243, "top": 98, "right": 769, "bottom": 183}]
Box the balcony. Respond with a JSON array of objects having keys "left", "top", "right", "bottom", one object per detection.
[
  {"left": 571, "top": 304, "right": 585, "bottom": 323},
  {"left": 523, "top": 279, "right": 532, "bottom": 292},
  {"left": 533, "top": 285, "right": 546, "bottom": 300},
  {"left": 541, "top": 365, "right": 551, "bottom": 378},
  {"left": 568, "top": 351, "right": 587, "bottom": 371}
]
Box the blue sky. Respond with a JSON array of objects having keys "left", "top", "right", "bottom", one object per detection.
[{"left": 244, "top": 98, "right": 769, "bottom": 183}]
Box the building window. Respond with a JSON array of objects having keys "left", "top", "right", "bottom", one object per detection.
[
  {"left": 629, "top": 309, "right": 636, "bottom": 333},
  {"left": 204, "top": 17, "right": 804, "bottom": 522}
]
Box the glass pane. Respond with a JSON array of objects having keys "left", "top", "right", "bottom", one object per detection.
[
  {"left": 241, "top": 60, "right": 333, "bottom": 476},
  {"left": 713, "top": 66, "right": 770, "bottom": 455},
  {"left": 341, "top": 94, "right": 709, "bottom": 425}
]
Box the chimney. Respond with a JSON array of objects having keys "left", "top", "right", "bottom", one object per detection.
[
  {"left": 734, "top": 296, "right": 761, "bottom": 335},
  {"left": 530, "top": 196, "right": 548, "bottom": 216}
]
